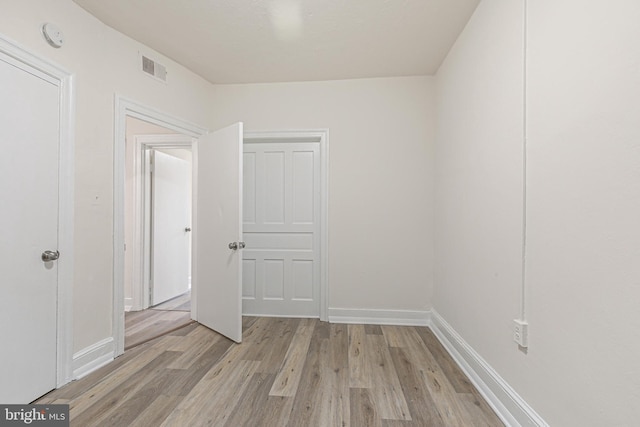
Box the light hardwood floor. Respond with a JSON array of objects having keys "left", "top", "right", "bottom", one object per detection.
[
  {"left": 125, "top": 292, "right": 193, "bottom": 350},
  {"left": 152, "top": 291, "right": 191, "bottom": 312},
  {"left": 38, "top": 318, "right": 503, "bottom": 426}
]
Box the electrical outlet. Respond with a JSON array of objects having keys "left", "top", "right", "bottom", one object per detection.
[{"left": 513, "top": 319, "right": 529, "bottom": 347}]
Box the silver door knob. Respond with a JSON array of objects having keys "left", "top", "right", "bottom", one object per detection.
[
  {"left": 41, "top": 250, "right": 60, "bottom": 262},
  {"left": 185, "top": 227, "right": 192, "bottom": 232},
  {"left": 238, "top": 242, "right": 246, "bottom": 249},
  {"left": 228, "top": 242, "right": 238, "bottom": 250}
]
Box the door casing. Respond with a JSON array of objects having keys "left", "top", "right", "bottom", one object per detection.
[
  {"left": 0, "top": 34, "right": 75, "bottom": 387},
  {"left": 114, "top": 96, "right": 206, "bottom": 357}
]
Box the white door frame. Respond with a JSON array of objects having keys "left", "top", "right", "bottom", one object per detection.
[
  {"left": 243, "top": 130, "right": 329, "bottom": 321},
  {"left": 132, "top": 134, "right": 195, "bottom": 311},
  {"left": 0, "top": 34, "right": 75, "bottom": 387},
  {"left": 114, "top": 96, "right": 207, "bottom": 357}
]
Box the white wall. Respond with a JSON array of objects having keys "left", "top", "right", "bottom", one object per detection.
[
  {"left": 435, "top": 0, "right": 640, "bottom": 425},
  {"left": 0, "top": 0, "right": 214, "bottom": 353},
  {"left": 435, "top": 0, "right": 524, "bottom": 360},
  {"left": 212, "top": 77, "right": 436, "bottom": 314},
  {"left": 525, "top": 0, "right": 640, "bottom": 424}
]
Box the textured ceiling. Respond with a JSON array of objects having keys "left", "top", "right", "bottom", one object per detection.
[{"left": 73, "top": 0, "right": 479, "bottom": 84}]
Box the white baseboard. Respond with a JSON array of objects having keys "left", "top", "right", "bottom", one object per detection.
[
  {"left": 328, "top": 308, "right": 430, "bottom": 326},
  {"left": 242, "top": 312, "right": 320, "bottom": 319},
  {"left": 429, "top": 310, "right": 548, "bottom": 427},
  {"left": 124, "top": 297, "right": 134, "bottom": 312},
  {"left": 72, "top": 337, "right": 115, "bottom": 380}
]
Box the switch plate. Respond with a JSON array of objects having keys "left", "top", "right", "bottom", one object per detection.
[{"left": 513, "top": 319, "right": 529, "bottom": 347}]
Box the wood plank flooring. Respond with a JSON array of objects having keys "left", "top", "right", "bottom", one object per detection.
[
  {"left": 38, "top": 318, "right": 503, "bottom": 426},
  {"left": 152, "top": 291, "right": 191, "bottom": 312},
  {"left": 125, "top": 292, "right": 193, "bottom": 350}
]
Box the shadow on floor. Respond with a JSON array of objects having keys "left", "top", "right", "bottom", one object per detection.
[{"left": 125, "top": 291, "right": 194, "bottom": 350}]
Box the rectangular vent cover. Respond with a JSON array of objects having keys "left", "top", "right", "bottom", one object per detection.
[{"left": 141, "top": 55, "right": 167, "bottom": 82}]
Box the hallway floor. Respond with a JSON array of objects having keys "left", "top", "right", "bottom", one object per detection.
[
  {"left": 124, "top": 291, "right": 193, "bottom": 350},
  {"left": 37, "top": 317, "right": 503, "bottom": 426}
]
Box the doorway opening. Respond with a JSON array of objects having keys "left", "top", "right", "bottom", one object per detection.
[
  {"left": 123, "top": 119, "right": 196, "bottom": 349},
  {"left": 114, "top": 97, "right": 207, "bottom": 357}
]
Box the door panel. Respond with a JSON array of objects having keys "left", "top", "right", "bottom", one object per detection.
[
  {"left": 152, "top": 150, "right": 191, "bottom": 305},
  {"left": 242, "top": 142, "right": 321, "bottom": 317},
  {"left": 264, "top": 152, "right": 285, "bottom": 223},
  {"left": 195, "top": 123, "right": 243, "bottom": 343},
  {"left": 0, "top": 56, "right": 59, "bottom": 403}
]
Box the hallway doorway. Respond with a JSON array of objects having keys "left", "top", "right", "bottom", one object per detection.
[{"left": 123, "top": 116, "right": 195, "bottom": 349}]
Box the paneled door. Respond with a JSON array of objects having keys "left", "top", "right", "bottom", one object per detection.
[
  {"left": 151, "top": 150, "right": 191, "bottom": 305},
  {"left": 0, "top": 52, "right": 60, "bottom": 402},
  {"left": 242, "top": 142, "right": 321, "bottom": 317}
]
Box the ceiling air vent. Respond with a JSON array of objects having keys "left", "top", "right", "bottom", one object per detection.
[{"left": 141, "top": 54, "right": 167, "bottom": 82}]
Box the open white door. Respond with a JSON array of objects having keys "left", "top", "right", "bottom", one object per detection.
[
  {"left": 195, "top": 122, "right": 244, "bottom": 343},
  {"left": 152, "top": 150, "right": 191, "bottom": 305}
]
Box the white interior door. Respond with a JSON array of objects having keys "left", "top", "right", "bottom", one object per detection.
[
  {"left": 242, "top": 142, "right": 321, "bottom": 317},
  {"left": 195, "top": 122, "right": 243, "bottom": 343},
  {"left": 151, "top": 150, "right": 191, "bottom": 305},
  {"left": 0, "top": 55, "right": 59, "bottom": 403}
]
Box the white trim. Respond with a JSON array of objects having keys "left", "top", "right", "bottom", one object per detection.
[
  {"left": 72, "top": 338, "right": 115, "bottom": 380},
  {"left": 132, "top": 134, "right": 195, "bottom": 312},
  {"left": 243, "top": 130, "right": 330, "bottom": 321},
  {"left": 114, "top": 96, "right": 207, "bottom": 358},
  {"left": 242, "top": 312, "right": 321, "bottom": 319},
  {"left": 328, "top": 308, "right": 431, "bottom": 326},
  {"left": 0, "top": 33, "right": 75, "bottom": 389},
  {"left": 136, "top": 134, "right": 198, "bottom": 147},
  {"left": 430, "top": 310, "right": 549, "bottom": 427}
]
